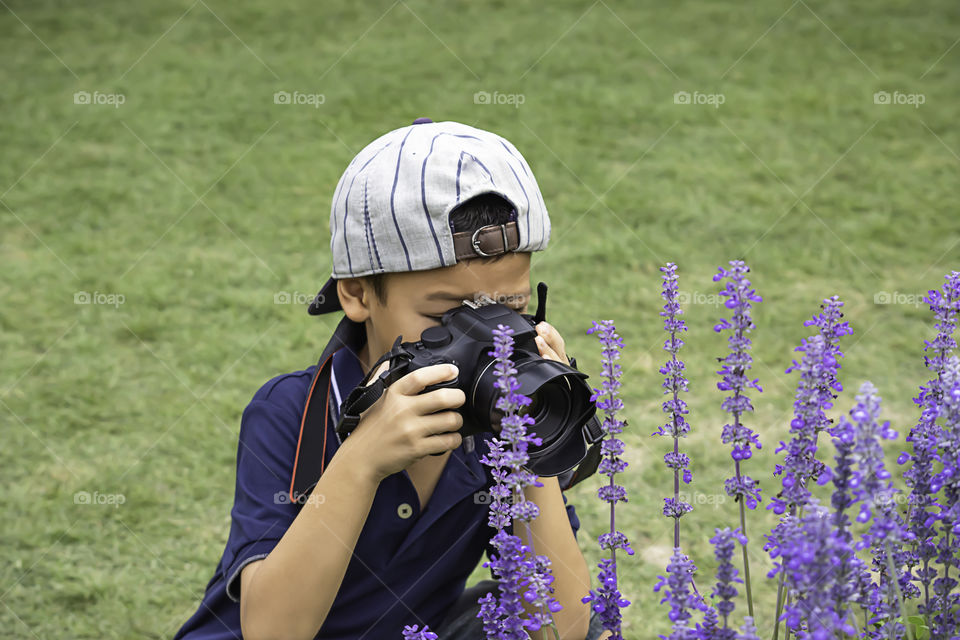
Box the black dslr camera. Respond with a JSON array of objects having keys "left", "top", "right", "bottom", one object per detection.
[{"left": 334, "top": 283, "right": 603, "bottom": 478}]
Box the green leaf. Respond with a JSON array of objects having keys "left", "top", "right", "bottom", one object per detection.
[{"left": 904, "top": 615, "right": 930, "bottom": 640}]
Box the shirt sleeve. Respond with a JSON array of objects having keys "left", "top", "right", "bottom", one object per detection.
[
  {"left": 220, "top": 396, "right": 304, "bottom": 603},
  {"left": 483, "top": 493, "right": 580, "bottom": 580}
]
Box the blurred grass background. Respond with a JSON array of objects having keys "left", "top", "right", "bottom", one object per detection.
[{"left": 1, "top": 0, "right": 958, "bottom": 637}]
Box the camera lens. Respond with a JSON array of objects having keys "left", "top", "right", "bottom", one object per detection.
[
  {"left": 473, "top": 352, "right": 595, "bottom": 476},
  {"left": 520, "top": 390, "right": 543, "bottom": 420},
  {"left": 523, "top": 378, "right": 570, "bottom": 445}
]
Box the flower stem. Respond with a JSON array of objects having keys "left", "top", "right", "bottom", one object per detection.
[
  {"left": 940, "top": 528, "right": 952, "bottom": 636},
  {"left": 609, "top": 474, "right": 618, "bottom": 583},
  {"left": 885, "top": 540, "right": 913, "bottom": 640},
  {"left": 673, "top": 435, "right": 681, "bottom": 548},
  {"left": 736, "top": 481, "right": 755, "bottom": 619},
  {"left": 772, "top": 569, "right": 786, "bottom": 640},
  {"left": 783, "top": 595, "right": 792, "bottom": 640},
  {"left": 520, "top": 515, "right": 555, "bottom": 640},
  {"left": 772, "top": 504, "right": 803, "bottom": 640}
]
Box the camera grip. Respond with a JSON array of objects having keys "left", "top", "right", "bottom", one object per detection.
[{"left": 421, "top": 364, "right": 461, "bottom": 456}]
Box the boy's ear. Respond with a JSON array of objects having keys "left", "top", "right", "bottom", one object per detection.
[{"left": 337, "top": 277, "right": 372, "bottom": 323}]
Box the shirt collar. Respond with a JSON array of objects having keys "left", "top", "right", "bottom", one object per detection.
[
  {"left": 330, "top": 343, "right": 365, "bottom": 426},
  {"left": 317, "top": 314, "right": 367, "bottom": 369}
]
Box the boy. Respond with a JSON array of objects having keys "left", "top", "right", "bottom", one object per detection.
[{"left": 173, "top": 119, "right": 609, "bottom": 639}]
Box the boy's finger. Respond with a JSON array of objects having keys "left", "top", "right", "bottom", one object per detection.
[
  {"left": 393, "top": 363, "right": 459, "bottom": 396},
  {"left": 414, "top": 386, "right": 466, "bottom": 414},
  {"left": 419, "top": 409, "right": 464, "bottom": 436},
  {"left": 535, "top": 336, "right": 560, "bottom": 362},
  {"left": 536, "top": 321, "right": 565, "bottom": 349},
  {"left": 421, "top": 430, "right": 463, "bottom": 456}
]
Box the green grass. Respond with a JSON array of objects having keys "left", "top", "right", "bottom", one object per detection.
[{"left": 1, "top": 0, "right": 958, "bottom": 637}]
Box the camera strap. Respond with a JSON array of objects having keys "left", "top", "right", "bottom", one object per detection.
[
  {"left": 288, "top": 335, "right": 410, "bottom": 504},
  {"left": 334, "top": 335, "right": 415, "bottom": 438},
  {"left": 557, "top": 431, "right": 602, "bottom": 492}
]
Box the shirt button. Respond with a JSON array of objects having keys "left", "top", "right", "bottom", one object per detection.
[{"left": 397, "top": 503, "right": 413, "bottom": 519}]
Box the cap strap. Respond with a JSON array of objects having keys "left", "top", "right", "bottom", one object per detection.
[{"left": 452, "top": 221, "right": 520, "bottom": 260}]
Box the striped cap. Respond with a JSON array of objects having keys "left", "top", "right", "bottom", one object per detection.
[{"left": 307, "top": 118, "right": 551, "bottom": 315}]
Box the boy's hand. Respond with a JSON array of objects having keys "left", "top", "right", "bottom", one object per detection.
[
  {"left": 534, "top": 321, "right": 568, "bottom": 364},
  {"left": 337, "top": 360, "right": 465, "bottom": 484}
]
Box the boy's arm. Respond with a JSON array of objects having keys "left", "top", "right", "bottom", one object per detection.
[
  {"left": 239, "top": 445, "right": 380, "bottom": 640},
  {"left": 512, "top": 475, "right": 592, "bottom": 640},
  {"left": 515, "top": 321, "right": 594, "bottom": 639},
  {"left": 238, "top": 362, "right": 465, "bottom": 640}
]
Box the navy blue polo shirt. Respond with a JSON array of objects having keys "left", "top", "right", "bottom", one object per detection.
[{"left": 173, "top": 316, "right": 580, "bottom": 639}]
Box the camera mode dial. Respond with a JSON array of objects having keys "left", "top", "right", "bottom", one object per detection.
[{"left": 421, "top": 325, "right": 452, "bottom": 349}]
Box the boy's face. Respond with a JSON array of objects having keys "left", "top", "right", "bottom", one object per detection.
[{"left": 340, "top": 252, "right": 533, "bottom": 375}]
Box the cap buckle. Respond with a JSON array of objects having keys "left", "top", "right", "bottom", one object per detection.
[{"left": 471, "top": 224, "right": 509, "bottom": 258}]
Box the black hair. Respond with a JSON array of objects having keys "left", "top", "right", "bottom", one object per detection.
[{"left": 364, "top": 193, "right": 517, "bottom": 306}]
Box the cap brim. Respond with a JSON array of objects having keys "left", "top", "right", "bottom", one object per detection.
[{"left": 307, "top": 277, "right": 342, "bottom": 315}]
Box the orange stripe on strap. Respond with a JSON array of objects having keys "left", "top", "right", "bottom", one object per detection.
[{"left": 289, "top": 351, "right": 336, "bottom": 503}]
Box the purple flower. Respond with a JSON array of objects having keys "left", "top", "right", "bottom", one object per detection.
[
  {"left": 520, "top": 552, "right": 563, "bottom": 632},
  {"left": 843, "top": 382, "right": 899, "bottom": 530},
  {"left": 478, "top": 592, "right": 501, "bottom": 638},
  {"left": 823, "top": 400, "right": 871, "bottom": 616},
  {"left": 766, "top": 506, "right": 859, "bottom": 639},
  {"left": 654, "top": 547, "right": 707, "bottom": 640},
  {"left": 768, "top": 383, "right": 903, "bottom": 639},
  {"left": 654, "top": 263, "right": 693, "bottom": 546},
  {"left": 712, "top": 260, "right": 763, "bottom": 620},
  {"left": 584, "top": 557, "right": 631, "bottom": 636},
  {"left": 800, "top": 293, "right": 853, "bottom": 349},
  {"left": 482, "top": 530, "right": 534, "bottom": 639},
  {"left": 738, "top": 616, "right": 761, "bottom": 640},
  {"left": 833, "top": 381, "right": 916, "bottom": 639},
  {"left": 709, "top": 527, "right": 748, "bottom": 638},
  {"left": 695, "top": 605, "right": 721, "bottom": 640},
  {"left": 771, "top": 333, "right": 831, "bottom": 514},
  {"left": 899, "top": 271, "right": 960, "bottom": 626},
  {"left": 477, "top": 325, "right": 561, "bottom": 638},
  {"left": 723, "top": 476, "right": 761, "bottom": 510},
  {"left": 663, "top": 497, "right": 695, "bottom": 520},
  {"left": 932, "top": 355, "right": 960, "bottom": 635},
  {"left": 402, "top": 624, "right": 438, "bottom": 640},
  {"left": 770, "top": 296, "right": 851, "bottom": 516},
  {"left": 766, "top": 296, "right": 851, "bottom": 638},
  {"left": 921, "top": 272, "right": 960, "bottom": 377},
  {"left": 582, "top": 319, "right": 633, "bottom": 639},
  {"left": 713, "top": 260, "right": 764, "bottom": 471}
]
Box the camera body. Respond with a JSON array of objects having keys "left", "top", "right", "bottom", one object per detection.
[
  {"left": 337, "top": 297, "right": 602, "bottom": 477},
  {"left": 415, "top": 301, "right": 550, "bottom": 434}
]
